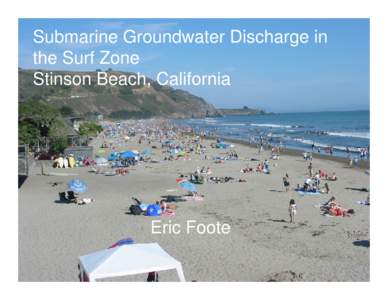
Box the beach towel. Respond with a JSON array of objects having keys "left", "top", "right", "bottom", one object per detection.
[
  {"left": 321, "top": 213, "right": 334, "bottom": 217},
  {"left": 297, "top": 190, "right": 320, "bottom": 195},
  {"left": 357, "top": 201, "right": 370, "bottom": 206},
  {"left": 104, "top": 171, "right": 116, "bottom": 176},
  {"left": 182, "top": 195, "right": 204, "bottom": 202}
]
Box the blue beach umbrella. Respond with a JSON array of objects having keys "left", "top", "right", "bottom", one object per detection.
[
  {"left": 68, "top": 179, "right": 87, "bottom": 194},
  {"left": 120, "top": 150, "right": 137, "bottom": 159},
  {"left": 179, "top": 181, "right": 197, "bottom": 193}
]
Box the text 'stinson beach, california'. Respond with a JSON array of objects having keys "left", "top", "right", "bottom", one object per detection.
[{"left": 18, "top": 19, "right": 369, "bottom": 281}]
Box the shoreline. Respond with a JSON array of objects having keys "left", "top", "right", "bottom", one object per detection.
[{"left": 185, "top": 133, "right": 370, "bottom": 170}]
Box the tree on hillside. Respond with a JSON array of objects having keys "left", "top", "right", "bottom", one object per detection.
[
  {"left": 59, "top": 105, "right": 74, "bottom": 117},
  {"left": 78, "top": 122, "right": 103, "bottom": 137},
  {"left": 19, "top": 101, "right": 71, "bottom": 152}
]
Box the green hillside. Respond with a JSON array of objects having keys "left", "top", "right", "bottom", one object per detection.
[{"left": 18, "top": 69, "right": 221, "bottom": 119}]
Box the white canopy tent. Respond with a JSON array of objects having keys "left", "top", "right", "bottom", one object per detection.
[{"left": 79, "top": 243, "right": 185, "bottom": 282}]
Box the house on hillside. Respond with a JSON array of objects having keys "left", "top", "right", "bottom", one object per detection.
[{"left": 66, "top": 117, "right": 83, "bottom": 132}]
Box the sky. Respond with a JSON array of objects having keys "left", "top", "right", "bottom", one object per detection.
[{"left": 19, "top": 19, "right": 369, "bottom": 113}]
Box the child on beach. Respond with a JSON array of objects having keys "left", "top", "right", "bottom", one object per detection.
[{"left": 289, "top": 199, "right": 297, "bottom": 223}]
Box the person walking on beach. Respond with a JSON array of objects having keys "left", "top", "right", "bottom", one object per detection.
[
  {"left": 283, "top": 174, "right": 290, "bottom": 192},
  {"left": 308, "top": 162, "right": 313, "bottom": 177},
  {"left": 289, "top": 199, "right": 297, "bottom": 223}
]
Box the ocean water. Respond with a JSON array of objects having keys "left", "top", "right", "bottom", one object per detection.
[{"left": 178, "top": 110, "right": 370, "bottom": 158}]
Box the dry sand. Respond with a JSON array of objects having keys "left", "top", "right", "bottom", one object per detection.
[{"left": 19, "top": 134, "right": 370, "bottom": 281}]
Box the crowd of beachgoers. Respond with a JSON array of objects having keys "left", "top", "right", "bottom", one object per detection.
[
  {"left": 52, "top": 118, "right": 370, "bottom": 222},
  {"left": 19, "top": 118, "right": 370, "bottom": 281}
]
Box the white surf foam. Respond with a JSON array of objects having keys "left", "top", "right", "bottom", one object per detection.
[
  {"left": 293, "top": 138, "right": 363, "bottom": 152},
  {"left": 326, "top": 131, "right": 370, "bottom": 139},
  {"left": 250, "top": 123, "right": 292, "bottom": 129}
]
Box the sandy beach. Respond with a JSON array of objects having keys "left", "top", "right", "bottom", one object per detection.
[{"left": 19, "top": 121, "right": 370, "bottom": 281}]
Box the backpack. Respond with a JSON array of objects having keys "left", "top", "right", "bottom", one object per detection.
[{"left": 130, "top": 205, "right": 143, "bottom": 215}]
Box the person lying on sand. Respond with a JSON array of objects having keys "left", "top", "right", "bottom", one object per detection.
[
  {"left": 320, "top": 197, "right": 354, "bottom": 217},
  {"left": 321, "top": 196, "right": 336, "bottom": 210},
  {"left": 241, "top": 166, "right": 254, "bottom": 173},
  {"left": 325, "top": 172, "right": 337, "bottom": 181},
  {"left": 256, "top": 163, "right": 264, "bottom": 173},
  {"left": 160, "top": 200, "right": 176, "bottom": 212},
  {"left": 328, "top": 203, "right": 355, "bottom": 217},
  {"left": 76, "top": 198, "right": 95, "bottom": 205}
]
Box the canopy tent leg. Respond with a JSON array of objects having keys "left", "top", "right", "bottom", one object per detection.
[{"left": 176, "top": 264, "right": 186, "bottom": 282}]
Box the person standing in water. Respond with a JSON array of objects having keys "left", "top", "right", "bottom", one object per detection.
[{"left": 289, "top": 199, "right": 297, "bottom": 223}]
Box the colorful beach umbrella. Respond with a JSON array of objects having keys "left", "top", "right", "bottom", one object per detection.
[
  {"left": 68, "top": 179, "right": 87, "bottom": 194},
  {"left": 178, "top": 181, "right": 197, "bottom": 193}
]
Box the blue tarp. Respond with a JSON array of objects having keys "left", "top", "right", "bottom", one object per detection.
[
  {"left": 297, "top": 190, "right": 320, "bottom": 195},
  {"left": 179, "top": 181, "right": 197, "bottom": 192}
]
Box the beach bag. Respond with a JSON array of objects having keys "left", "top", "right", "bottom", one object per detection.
[{"left": 130, "top": 205, "right": 143, "bottom": 215}]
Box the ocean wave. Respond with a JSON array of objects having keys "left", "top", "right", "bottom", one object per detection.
[
  {"left": 293, "top": 138, "right": 363, "bottom": 152},
  {"left": 204, "top": 118, "right": 218, "bottom": 124},
  {"left": 267, "top": 133, "right": 286, "bottom": 138},
  {"left": 220, "top": 123, "right": 246, "bottom": 126},
  {"left": 250, "top": 123, "right": 293, "bottom": 129},
  {"left": 326, "top": 131, "right": 370, "bottom": 139}
]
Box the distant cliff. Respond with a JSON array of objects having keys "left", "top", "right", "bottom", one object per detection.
[
  {"left": 18, "top": 69, "right": 221, "bottom": 119},
  {"left": 218, "top": 106, "right": 269, "bottom": 116}
]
